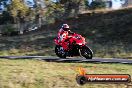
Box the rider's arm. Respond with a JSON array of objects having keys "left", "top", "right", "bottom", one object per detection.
[
  {"left": 68, "top": 30, "right": 74, "bottom": 35},
  {"left": 58, "top": 28, "right": 64, "bottom": 37}
]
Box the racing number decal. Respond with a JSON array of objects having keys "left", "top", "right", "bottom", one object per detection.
[{"left": 62, "top": 33, "right": 66, "bottom": 39}]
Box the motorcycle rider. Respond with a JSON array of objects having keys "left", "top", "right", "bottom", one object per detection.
[{"left": 58, "top": 24, "right": 73, "bottom": 50}]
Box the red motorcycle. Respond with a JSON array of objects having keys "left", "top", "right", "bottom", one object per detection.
[{"left": 54, "top": 33, "right": 93, "bottom": 59}]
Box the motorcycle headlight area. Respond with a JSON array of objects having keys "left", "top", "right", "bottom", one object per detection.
[
  {"left": 75, "top": 36, "right": 81, "bottom": 39},
  {"left": 78, "top": 43, "right": 83, "bottom": 45}
]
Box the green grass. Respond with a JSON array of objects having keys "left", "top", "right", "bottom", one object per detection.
[{"left": 0, "top": 59, "right": 132, "bottom": 88}]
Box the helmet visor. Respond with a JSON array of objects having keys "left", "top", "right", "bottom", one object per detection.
[{"left": 63, "top": 28, "right": 69, "bottom": 31}]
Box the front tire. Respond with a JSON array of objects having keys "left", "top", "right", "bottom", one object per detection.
[
  {"left": 55, "top": 45, "right": 66, "bottom": 58},
  {"left": 80, "top": 46, "right": 93, "bottom": 59}
]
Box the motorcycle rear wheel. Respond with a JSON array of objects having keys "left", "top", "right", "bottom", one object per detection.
[{"left": 55, "top": 45, "right": 66, "bottom": 58}]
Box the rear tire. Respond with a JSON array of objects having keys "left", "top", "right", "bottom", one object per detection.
[
  {"left": 80, "top": 46, "right": 93, "bottom": 59},
  {"left": 55, "top": 45, "right": 66, "bottom": 58}
]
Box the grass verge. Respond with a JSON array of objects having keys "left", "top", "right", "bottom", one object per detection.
[{"left": 0, "top": 59, "right": 132, "bottom": 88}]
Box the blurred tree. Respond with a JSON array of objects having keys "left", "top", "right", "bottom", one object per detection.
[
  {"left": 44, "top": 0, "right": 84, "bottom": 20},
  {"left": 44, "top": 0, "right": 64, "bottom": 23},
  {"left": 8, "top": 0, "right": 28, "bottom": 22},
  {"left": 60, "top": 0, "right": 83, "bottom": 18},
  {"left": 84, "top": 0, "right": 89, "bottom": 7},
  {"left": 6, "top": 0, "right": 29, "bottom": 34},
  {"left": 2, "top": 11, "right": 13, "bottom": 24},
  {"left": 89, "top": 1, "right": 106, "bottom": 9},
  {"left": 0, "top": 0, "right": 105, "bottom": 25}
]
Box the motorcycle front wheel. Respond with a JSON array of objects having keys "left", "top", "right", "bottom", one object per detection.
[
  {"left": 80, "top": 46, "right": 93, "bottom": 59},
  {"left": 55, "top": 45, "right": 66, "bottom": 58}
]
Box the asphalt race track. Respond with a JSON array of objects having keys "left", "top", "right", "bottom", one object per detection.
[{"left": 0, "top": 56, "right": 132, "bottom": 64}]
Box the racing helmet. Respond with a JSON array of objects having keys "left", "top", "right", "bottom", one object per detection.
[{"left": 62, "top": 24, "right": 69, "bottom": 31}]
